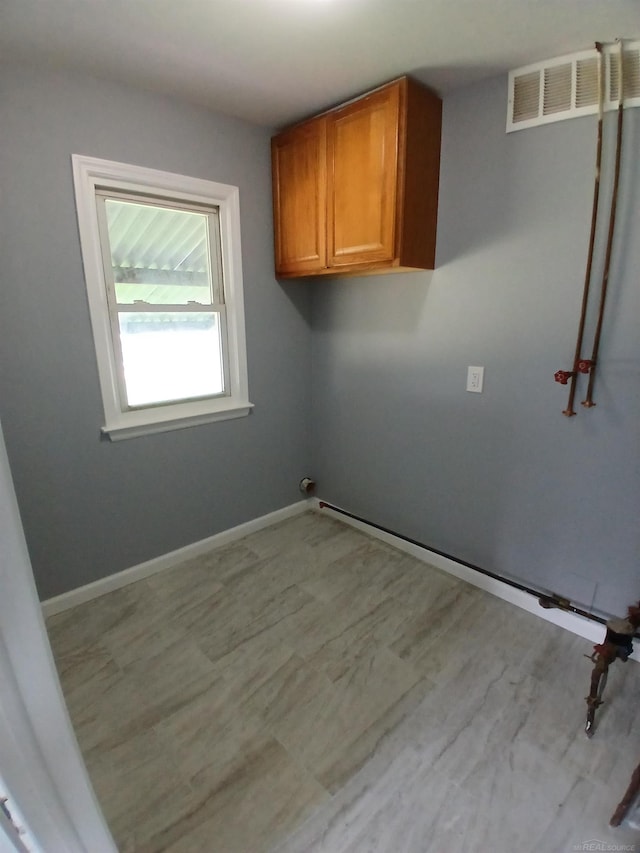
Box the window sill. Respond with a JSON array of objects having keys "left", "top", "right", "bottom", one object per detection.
[{"left": 102, "top": 400, "right": 254, "bottom": 441}]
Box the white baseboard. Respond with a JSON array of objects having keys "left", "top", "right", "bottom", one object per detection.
[
  {"left": 314, "top": 500, "right": 639, "bottom": 662},
  {"left": 43, "top": 496, "right": 636, "bottom": 666},
  {"left": 42, "top": 500, "right": 312, "bottom": 618}
]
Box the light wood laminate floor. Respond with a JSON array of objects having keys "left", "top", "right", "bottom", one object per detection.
[{"left": 46, "top": 511, "right": 640, "bottom": 852}]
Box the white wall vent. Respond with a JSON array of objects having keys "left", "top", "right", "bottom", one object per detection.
[{"left": 507, "top": 41, "right": 640, "bottom": 132}]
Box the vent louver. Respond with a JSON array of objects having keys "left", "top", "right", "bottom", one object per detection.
[
  {"left": 575, "top": 57, "right": 598, "bottom": 108},
  {"left": 513, "top": 71, "right": 540, "bottom": 122},
  {"left": 543, "top": 63, "right": 572, "bottom": 115},
  {"left": 610, "top": 47, "right": 640, "bottom": 100},
  {"left": 507, "top": 41, "right": 640, "bottom": 132}
]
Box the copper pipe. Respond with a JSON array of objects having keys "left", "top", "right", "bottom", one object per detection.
[
  {"left": 611, "top": 759, "right": 640, "bottom": 826},
  {"left": 582, "top": 40, "right": 625, "bottom": 408},
  {"left": 609, "top": 604, "right": 640, "bottom": 822},
  {"left": 562, "top": 43, "right": 604, "bottom": 417},
  {"left": 583, "top": 604, "right": 640, "bottom": 738},
  {"left": 584, "top": 643, "right": 615, "bottom": 737}
]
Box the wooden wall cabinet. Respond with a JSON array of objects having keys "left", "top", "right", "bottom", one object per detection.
[{"left": 271, "top": 76, "right": 442, "bottom": 278}]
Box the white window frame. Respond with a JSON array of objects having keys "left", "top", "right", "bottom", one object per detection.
[{"left": 72, "top": 154, "right": 253, "bottom": 440}]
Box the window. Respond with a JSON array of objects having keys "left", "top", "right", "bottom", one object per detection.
[{"left": 72, "top": 155, "right": 252, "bottom": 440}]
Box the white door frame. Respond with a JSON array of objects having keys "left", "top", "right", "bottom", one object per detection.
[{"left": 0, "top": 418, "right": 116, "bottom": 853}]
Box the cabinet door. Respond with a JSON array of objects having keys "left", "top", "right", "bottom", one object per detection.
[
  {"left": 326, "top": 83, "right": 400, "bottom": 268},
  {"left": 271, "top": 117, "right": 327, "bottom": 275}
]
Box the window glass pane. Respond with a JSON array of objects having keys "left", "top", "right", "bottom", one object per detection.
[
  {"left": 105, "top": 199, "right": 216, "bottom": 305},
  {"left": 118, "top": 312, "right": 225, "bottom": 407}
]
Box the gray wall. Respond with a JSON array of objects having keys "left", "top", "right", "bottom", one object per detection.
[
  {"left": 2, "top": 65, "right": 638, "bottom": 616},
  {"left": 0, "top": 65, "right": 312, "bottom": 600},
  {"left": 311, "top": 75, "right": 640, "bottom": 617}
]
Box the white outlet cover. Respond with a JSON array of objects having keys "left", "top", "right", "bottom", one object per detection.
[{"left": 467, "top": 366, "right": 484, "bottom": 393}]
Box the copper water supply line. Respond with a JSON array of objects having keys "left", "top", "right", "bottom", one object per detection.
[
  {"left": 582, "top": 39, "right": 626, "bottom": 408},
  {"left": 611, "top": 758, "right": 640, "bottom": 826},
  {"left": 558, "top": 42, "right": 605, "bottom": 417}
]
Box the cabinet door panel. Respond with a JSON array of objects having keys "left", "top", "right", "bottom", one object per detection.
[
  {"left": 327, "top": 85, "right": 400, "bottom": 267},
  {"left": 272, "top": 118, "right": 327, "bottom": 275}
]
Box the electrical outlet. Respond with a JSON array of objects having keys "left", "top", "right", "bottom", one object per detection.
[{"left": 467, "top": 366, "right": 484, "bottom": 393}]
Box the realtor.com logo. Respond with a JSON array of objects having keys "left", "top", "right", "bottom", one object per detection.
[{"left": 573, "top": 842, "right": 636, "bottom": 852}]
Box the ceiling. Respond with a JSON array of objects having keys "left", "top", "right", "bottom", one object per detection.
[{"left": 1, "top": 0, "right": 639, "bottom": 127}]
